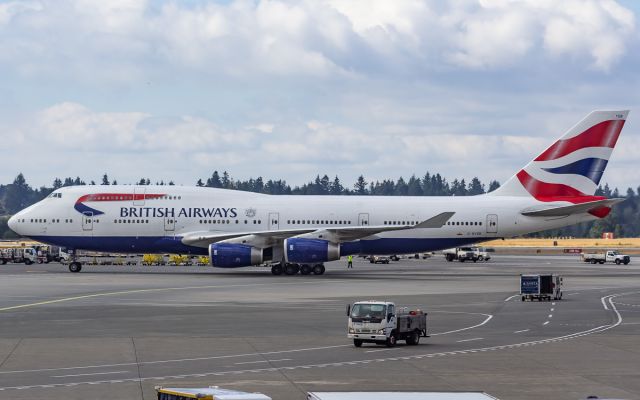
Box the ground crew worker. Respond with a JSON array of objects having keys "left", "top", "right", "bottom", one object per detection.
[{"left": 347, "top": 255, "right": 353, "bottom": 268}]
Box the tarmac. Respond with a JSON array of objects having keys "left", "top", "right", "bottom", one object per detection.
[{"left": 0, "top": 255, "right": 639, "bottom": 400}]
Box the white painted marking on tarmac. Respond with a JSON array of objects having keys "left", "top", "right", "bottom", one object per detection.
[
  {"left": 601, "top": 295, "right": 610, "bottom": 310},
  {"left": 0, "top": 292, "right": 633, "bottom": 393},
  {"left": 235, "top": 358, "right": 292, "bottom": 364},
  {"left": 513, "top": 329, "right": 529, "bottom": 333},
  {"left": 429, "top": 313, "right": 493, "bottom": 336},
  {"left": 550, "top": 308, "right": 555, "bottom": 312},
  {"left": 504, "top": 294, "right": 519, "bottom": 302},
  {"left": 543, "top": 321, "right": 550, "bottom": 326},
  {"left": 365, "top": 348, "right": 396, "bottom": 353},
  {"left": 552, "top": 302, "right": 556, "bottom": 306},
  {"left": 0, "top": 344, "right": 350, "bottom": 375},
  {"left": 52, "top": 371, "right": 130, "bottom": 378},
  {"left": 456, "top": 337, "right": 483, "bottom": 343},
  {"left": 548, "top": 314, "right": 553, "bottom": 318}
]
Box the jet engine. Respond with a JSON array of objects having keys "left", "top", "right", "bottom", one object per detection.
[
  {"left": 284, "top": 238, "right": 340, "bottom": 263},
  {"left": 209, "top": 243, "right": 263, "bottom": 268}
]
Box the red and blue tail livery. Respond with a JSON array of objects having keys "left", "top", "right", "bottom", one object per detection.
[{"left": 493, "top": 110, "right": 628, "bottom": 203}]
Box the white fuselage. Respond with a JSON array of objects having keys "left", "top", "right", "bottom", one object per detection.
[{"left": 8, "top": 185, "right": 597, "bottom": 258}]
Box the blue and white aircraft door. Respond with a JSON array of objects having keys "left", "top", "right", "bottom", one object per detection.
[
  {"left": 164, "top": 217, "right": 175, "bottom": 234},
  {"left": 268, "top": 212, "right": 279, "bottom": 230},
  {"left": 82, "top": 211, "right": 93, "bottom": 232},
  {"left": 486, "top": 214, "right": 498, "bottom": 234},
  {"left": 358, "top": 213, "right": 369, "bottom": 226}
]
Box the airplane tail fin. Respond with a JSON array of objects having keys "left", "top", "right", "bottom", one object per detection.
[{"left": 490, "top": 110, "right": 629, "bottom": 203}]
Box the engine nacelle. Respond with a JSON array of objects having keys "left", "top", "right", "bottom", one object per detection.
[
  {"left": 284, "top": 238, "right": 340, "bottom": 263},
  {"left": 209, "top": 243, "right": 263, "bottom": 268}
]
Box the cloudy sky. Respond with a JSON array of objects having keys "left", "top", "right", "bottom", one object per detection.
[{"left": 0, "top": 0, "right": 638, "bottom": 190}]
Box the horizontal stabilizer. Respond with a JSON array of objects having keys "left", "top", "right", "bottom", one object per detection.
[{"left": 520, "top": 198, "right": 624, "bottom": 217}]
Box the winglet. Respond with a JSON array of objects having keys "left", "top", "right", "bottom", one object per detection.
[{"left": 415, "top": 212, "right": 455, "bottom": 228}]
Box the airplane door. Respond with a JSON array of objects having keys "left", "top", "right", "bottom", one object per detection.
[
  {"left": 82, "top": 211, "right": 93, "bottom": 231},
  {"left": 164, "top": 217, "right": 175, "bottom": 233},
  {"left": 134, "top": 187, "right": 146, "bottom": 206},
  {"left": 268, "top": 212, "right": 279, "bottom": 230},
  {"left": 486, "top": 214, "right": 498, "bottom": 233},
  {"left": 358, "top": 213, "right": 369, "bottom": 226}
]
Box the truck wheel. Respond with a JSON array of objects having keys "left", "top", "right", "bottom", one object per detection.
[
  {"left": 445, "top": 255, "right": 453, "bottom": 262},
  {"left": 599, "top": 260, "right": 605, "bottom": 264},
  {"left": 25, "top": 260, "right": 33, "bottom": 265},
  {"left": 590, "top": 259, "right": 597, "bottom": 264},
  {"left": 353, "top": 339, "right": 363, "bottom": 347},
  {"left": 459, "top": 259, "right": 465, "bottom": 263},
  {"left": 521, "top": 296, "right": 525, "bottom": 301},
  {"left": 68, "top": 262, "right": 82, "bottom": 273},
  {"left": 0, "top": 259, "right": 6, "bottom": 265},
  {"left": 624, "top": 260, "right": 629, "bottom": 265},
  {"left": 271, "top": 264, "right": 283, "bottom": 275},
  {"left": 386, "top": 333, "right": 397, "bottom": 347},
  {"left": 313, "top": 264, "right": 325, "bottom": 275},
  {"left": 615, "top": 259, "right": 621, "bottom": 265},
  {"left": 407, "top": 330, "right": 420, "bottom": 345}
]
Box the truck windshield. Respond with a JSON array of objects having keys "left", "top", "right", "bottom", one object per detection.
[{"left": 351, "top": 304, "right": 386, "bottom": 320}]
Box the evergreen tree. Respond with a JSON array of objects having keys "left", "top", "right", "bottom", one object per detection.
[
  {"left": 101, "top": 174, "right": 110, "bottom": 185},
  {"left": 467, "top": 177, "right": 485, "bottom": 195},
  {"left": 488, "top": 180, "right": 501, "bottom": 192},
  {"left": 53, "top": 178, "right": 63, "bottom": 189},
  {"left": 330, "top": 176, "right": 344, "bottom": 195},
  {"left": 196, "top": 179, "right": 204, "bottom": 187},
  {"left": 354, "top": 175, "right": 368, "bottom": 195}
]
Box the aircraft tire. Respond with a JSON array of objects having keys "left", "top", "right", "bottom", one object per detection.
[
  {"left": 284, "top": 263, "right": 298, "bottom": 275},
  {"left": 300, "top": 264, "right": 312, "bottom": 275},
  {"left": 69, "top": 262, "right": 82, "bottom": 273},
  {"left": 313, "top": 264, "right": 325, "bottom": 275},
  {"left": 271, "top": 264, "right": 283, "bottom": 275}
]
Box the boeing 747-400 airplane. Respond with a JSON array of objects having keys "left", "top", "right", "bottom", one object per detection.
[{"left": 8, "top": 110, "right": 629, "bottom": 275}]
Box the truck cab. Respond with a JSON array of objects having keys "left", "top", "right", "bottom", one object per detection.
[{"left": 347, "top": 300, "right": 427, "bottom": 347}]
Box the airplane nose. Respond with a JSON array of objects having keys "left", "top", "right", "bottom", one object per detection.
[{"left": 8, "top": 214, "right": 18, "bottom": 233}]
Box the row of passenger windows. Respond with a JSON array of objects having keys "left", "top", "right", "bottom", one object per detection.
[
  {"left": 114, "top": 219, "right": 150, "bottom": 224},
  {"left": 25, "top": 218, "right": 74, "bottom": 224},
  {"left": 287, "top": 220, "right": 351, "bottom": 225},
  {"left": 384, "top": 221, "right": 419, "bottom": 225},
  {"left": 200, "top": 220, "right": 263, "bottom": 225},
  {"left": 447, "top": 221, "right": 482, "bottom": 226}
]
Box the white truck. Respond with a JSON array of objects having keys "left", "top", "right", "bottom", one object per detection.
[
  {"left": 520, "top": 274, "right": 563, "bottom": 301},
  {"left": 0, "top": 247, "right": 37, "bottom": 265},
  {"left": 347, "top": 300, "right": 428, "bottom": 347},
  {"left": 581, "top": 250, "right": 630, "bottom": 265},
  {"left": 443, "top": 247, "right": 478, "bottom": 262}
]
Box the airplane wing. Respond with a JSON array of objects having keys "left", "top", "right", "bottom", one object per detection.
[
  {"left": 520, "top": 198, "right": 624, "bottom": 217},
  {"left": 181, "top": 211, "right": 455, "bottom": 248}
]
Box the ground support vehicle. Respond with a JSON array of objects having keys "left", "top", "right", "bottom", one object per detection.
[
  {"left": 521, "top": 274, "right": 563, "bottom": 301},
  {"left": 347, "top": 300, "right": 428, "bottom": 347},
  {"left": 0, "top": 247, "right": 37, "bottom": 265},
  {"left": 443, "top": 247, "right": 478, "bottom": 262},
  {"left": 581, "top": 250, "right": 630, "bottom": 265},
  {"left": 156, "top": 386, "right": 271, "bottom": 400},
  {"left": 369, "top": 255, "right": 390, "bottom": 264},
  {"left": 473, "top": 247, "right": 491, "bottom": 261}
]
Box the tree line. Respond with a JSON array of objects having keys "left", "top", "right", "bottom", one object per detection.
[{"left": 0, "top": 172, "right": 638, "bottom": 239}]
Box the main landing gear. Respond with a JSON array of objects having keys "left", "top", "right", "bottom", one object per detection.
[
  {"left": 68, "top": 250, "right": 82, "bottom": 273},
  {"left": 271, "top": 263, "right": 325, "bottom": 276}
]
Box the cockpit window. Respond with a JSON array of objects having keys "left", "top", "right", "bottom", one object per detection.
[{"left": 47, "top": 193, "right": 62, "bottom": 199}]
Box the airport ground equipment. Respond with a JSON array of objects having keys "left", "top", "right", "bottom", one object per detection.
[
  {"left": 581, "top": 250, "right": 630, "bottom": 265},
  {"left": 520, "top": 274, "right": 563, "bottom": 301},
  {"left": 369, "top": 255, "right": 390, "bottom": 264},
  {"left": 0, "top": 247, "right": 37, "bottom": 265},
  {"left": 443, "top": 247, "right": 478, "bottom": 262},
  {"left": 347, "top": 300, "right": 428, "bottom": 347},
  {"left": 156, "top": 386, "right": 271, "bottom": 400},
  {"left": 473, "top": 247, "right": 491, "bottom": 261}
]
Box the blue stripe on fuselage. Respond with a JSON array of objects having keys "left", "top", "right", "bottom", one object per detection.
[{"left": 542, "top": 157, "right": 608, "bottom": 184}]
